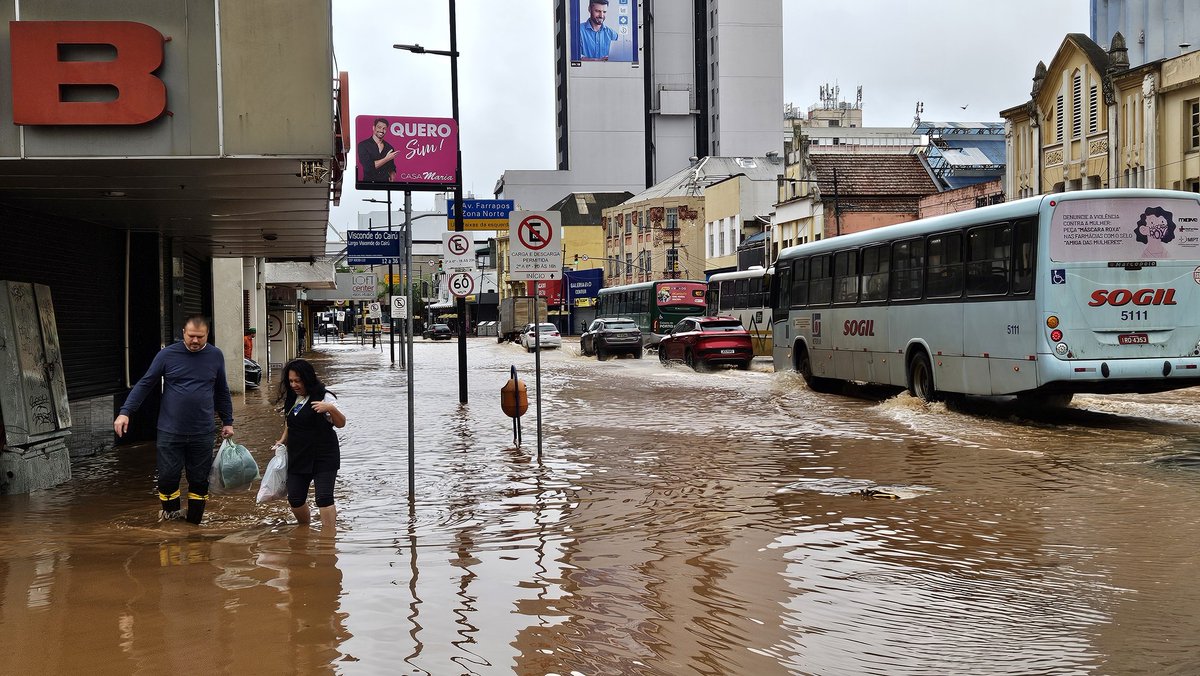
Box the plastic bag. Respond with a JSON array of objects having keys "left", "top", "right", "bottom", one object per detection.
[
  {"left": 256, "top": 444, "right": 288, "bottom": 503},
  {"left": 212, "top": 438, "right": 260, "bottom": 491}
]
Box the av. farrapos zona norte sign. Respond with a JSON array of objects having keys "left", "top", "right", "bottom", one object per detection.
[{"left": 508, "top": 211, "right": 562, "bottom": 281}]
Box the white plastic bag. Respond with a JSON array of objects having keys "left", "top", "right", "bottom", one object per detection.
[{"left": 256, "top": 444, "right": 289, "bottom": 503}]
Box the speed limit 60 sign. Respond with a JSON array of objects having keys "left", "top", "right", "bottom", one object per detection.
[{"left": 448, "top": 272, "right": 475, "bottom": 297}]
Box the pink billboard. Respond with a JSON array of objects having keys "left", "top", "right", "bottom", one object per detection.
[{"left": 354, "top": 115, "right": 458, "bottom": 191}]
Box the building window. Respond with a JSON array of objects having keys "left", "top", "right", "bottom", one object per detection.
[
  {"left": 624, "top": 213, "right": 632, "bottom": 235},
  {"left": 1080, "top": 72, "right": 1089, "bottom": 137},
  {"left": 666, "top": 207, "right": 678, "bottom": 231},
  {"left": 1188, "top": 99, "right": 1200, "bottom": 150},
  {"left": 1089, "top": 85, "right": 1099, "bottom": 133},
  {"left": 625, "top": 252, "right": 633, "bottom": 275},
  {"left": 1056, "top": 94, "right": 1064, "bottom": 142},
  {"left": 666, "top": 248, "right": 678, "bottom": 273}
]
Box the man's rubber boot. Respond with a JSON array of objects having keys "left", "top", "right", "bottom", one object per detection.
[
  {"left": 159, "top": 490, "right": 183, "bottom": 521},
  {"left": 185, "top": 493, "right": 208, "bottom": 525}
]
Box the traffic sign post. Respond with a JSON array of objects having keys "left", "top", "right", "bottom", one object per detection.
[
  {"left": 446, "top": 199, "right": 514, "bottom": 231},
  {"left": 507, "top": 211, "right": 563, "bottom": 281},
  {"left": 448, "top": 271, "right": 475, "bottom": 297},
  {"left": 391, "top": 295, "right": 408, "bottom": 319},
  {"left": 442, "top": 231, "right": 475, "bottom": 272}
]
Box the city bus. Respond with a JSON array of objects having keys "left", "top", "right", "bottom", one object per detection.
[
  {"left": 707, "top": 267, "right": 773, "bottom": 356},
  {"left": 596, "top": 279, "right": 708, "bottom": 346},
  {"left": 771, "top": 188, "right": 1200, "bottom": 405}
]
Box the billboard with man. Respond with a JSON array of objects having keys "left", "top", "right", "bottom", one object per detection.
[
  {"left": 354, "top": 115, "right": 458, "bottom": 191},
  {"left": 570, "top": 0, "right": 638, "bottom": 64}
]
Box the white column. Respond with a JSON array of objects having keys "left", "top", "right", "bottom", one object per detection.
[
  {"left": 1143, "top": 73, "right": 1158, "bottom": 189},
  {"left": 212, "top": 258, "right": 245, "bottom": 394}
]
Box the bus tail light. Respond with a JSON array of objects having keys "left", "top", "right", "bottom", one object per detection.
[{"left": 1050, "top": 329, "right": 1063, "bottom": 342}]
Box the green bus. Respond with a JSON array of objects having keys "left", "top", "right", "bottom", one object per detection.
[{"left": 596, "top": 279, "right": 708, "bottom": 346}]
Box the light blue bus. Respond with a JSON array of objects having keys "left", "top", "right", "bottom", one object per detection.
[{"left": 771, "top": 189, "right": 1200, "bottom": 405}]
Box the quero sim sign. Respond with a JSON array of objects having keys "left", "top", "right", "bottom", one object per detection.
[{"left": 1088, "top": 288, "right": 1176, "bottom": 307}]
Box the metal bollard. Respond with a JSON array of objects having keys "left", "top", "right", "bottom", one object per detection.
[{"left": 500, "top": 365, "right": 528, "bottom": 446}]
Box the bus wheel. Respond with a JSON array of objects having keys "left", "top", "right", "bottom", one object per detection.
[
  {"left": 797, "top": 344, "right": 835, "bottom": 393},
  {"left": 907, "top": 351, "right": 941, "bottom": 402}
]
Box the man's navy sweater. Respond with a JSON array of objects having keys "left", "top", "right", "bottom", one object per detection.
[{"left": 120, "top": 342, "right": 234, "bottom": 435}]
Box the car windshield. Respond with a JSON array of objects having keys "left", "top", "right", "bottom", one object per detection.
[
  {"left": 606, "top": 321, "right": 638, "bottom": 331},
  {"left": 701, "top": 320, "right": 744, "bottom": 332}
]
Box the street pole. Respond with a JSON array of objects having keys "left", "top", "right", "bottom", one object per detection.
[
  {"left": 449, "top": 0, "right": 467, "bottom": 404},
  {"left": 405, "top": 190, "right": 415, "bottom": 497},
  {"left": 387, "top": 190, "right": 395, "bottom": 366}
]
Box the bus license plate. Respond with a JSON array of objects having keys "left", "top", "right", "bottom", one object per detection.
[
  {"left": 1118, "top": 333, "right": 1149, "bottom": 345},
  {"left": 720, "top": 349, "right": 736, "bottom": 354}
]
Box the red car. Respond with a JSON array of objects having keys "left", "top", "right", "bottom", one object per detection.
[{"left": 657, "top": 316, "right": 753, "bottom": 371}]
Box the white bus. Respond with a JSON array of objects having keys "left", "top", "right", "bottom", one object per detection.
[
  {"left": 771, "top": 188, "right": 1200, "bottom": 405},
  {"left": 706, "top": 267, "right": 772, "bottom": 356}
]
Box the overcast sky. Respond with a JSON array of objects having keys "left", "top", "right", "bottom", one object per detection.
[{"left": 329, "top": 1, "right": 1089, "bottom": 235}]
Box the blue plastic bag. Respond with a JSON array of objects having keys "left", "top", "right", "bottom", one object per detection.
[{"left": 211, "top": 438, "right": 260, "bottom": 491}]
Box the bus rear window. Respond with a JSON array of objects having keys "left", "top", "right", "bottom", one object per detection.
[{"left": 1050, "top": 196, "right": 1200, "bottom": 262}]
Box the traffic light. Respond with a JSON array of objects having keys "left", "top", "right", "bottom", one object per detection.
[{"left": 437, "top": 259, "right": 444, "bottom": 273}]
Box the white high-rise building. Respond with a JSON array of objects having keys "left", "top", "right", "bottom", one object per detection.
[
  {"left": 1091, "top": 0, "right": 1200, "bottom": 67},
  {"left": 495, "top": 0, "right": 783, "bottom": 210}
]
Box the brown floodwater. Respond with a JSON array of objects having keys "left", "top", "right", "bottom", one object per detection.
[{"left": 2, "top": 337, "right": 1199, "bottom": 674}]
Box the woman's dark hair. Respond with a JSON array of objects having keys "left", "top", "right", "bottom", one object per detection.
[{"left": 275, "top": 358, "right": 332, "bottom": 412}]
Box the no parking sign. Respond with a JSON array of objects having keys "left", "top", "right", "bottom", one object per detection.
[{"left": 507, "top": 211, "right": 562, "bottom": 281}]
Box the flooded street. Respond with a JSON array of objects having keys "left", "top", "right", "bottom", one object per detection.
[{"left": 2, "top": 337, "right": 1200, "bottom": 674}]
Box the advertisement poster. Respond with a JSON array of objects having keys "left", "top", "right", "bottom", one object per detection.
[
  {"left": 1050, "top": 197, "right": 1200, "bottom": 262},
  {"left": 354, "top": 115, "right": 458, "bottom": 191},
  {"left": 656, "top": 282, "right": 706, "bottom": 306},
  {"left": 570, "top": 0, "right": 638, "bottom": 64}
]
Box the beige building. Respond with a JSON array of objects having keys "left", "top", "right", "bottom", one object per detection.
[
  {"left": 1002, "top": 32, "right": 1200, "bottom": 198},
  {"left": 601, "top": 156, "right": 783, "bottom": 285}
]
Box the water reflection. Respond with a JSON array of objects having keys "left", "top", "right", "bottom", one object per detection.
[{"left": 2, "top": 338, "right": 1200, "bottom": 673}]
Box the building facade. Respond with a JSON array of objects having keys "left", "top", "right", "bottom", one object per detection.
[
  {"left": 1002, "top": 32, "right": 1200, "bottom": 199},
  {"left": 496, "top": 0, "right": 784, "bottom": 211},
  {"left": 0, "top": 1, "right": 340, "bottom": 493}
]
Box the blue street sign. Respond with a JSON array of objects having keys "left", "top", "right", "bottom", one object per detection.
[
  {"left": 347, "top": 230, "right": 401, "bottom": 265},
  {"left": 447, "top": 199, "right": 515, "bottom": 219}
]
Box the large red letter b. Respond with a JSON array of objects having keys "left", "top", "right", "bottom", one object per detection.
[{"left": 11, "top": 21, "right": 167, "bottom": 125}]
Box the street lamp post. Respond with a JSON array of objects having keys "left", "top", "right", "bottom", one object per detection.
[{"left": 395, "top": 0, "right": 468, "bottom": 405}]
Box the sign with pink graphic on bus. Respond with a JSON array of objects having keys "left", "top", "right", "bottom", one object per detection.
[
  {"left": 355, "top": 115, "right": 458, "bottom": 191},
  {"left": 656, "top": 282, "right": 706, "bottom": 306},
  {"left": 1050, "top": 197, "right": 1200, "bottom": 262}
]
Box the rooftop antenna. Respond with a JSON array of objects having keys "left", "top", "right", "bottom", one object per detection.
[
  {"left": 856, "top": 86, "right": 862, "bottom": 109},
  {"left": 914, "top": 100, "right": 924, "bottom": 125}
]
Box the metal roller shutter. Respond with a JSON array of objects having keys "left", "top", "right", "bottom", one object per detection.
[{"left": 0, "top": 207, "right": 125, "bottom": 399}]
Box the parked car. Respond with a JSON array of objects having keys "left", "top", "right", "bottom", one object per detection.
[
  {"left": 244, "top": 357, "right": 262, "bottom": 388},
  {"left": 423, "top": 323, "right": 453, "bottom": 340},
  {"left": 657, "top": 316, "right": 753, "bottom": 371},
  {"left": 319, "top": 322, "right": 340, "bottom": 337},
  {"left": 519, "top": 323, "right": 562, "bottom": 352},
  {"left": 581, "top": 318, "right": 643, "bottom": 360}
]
